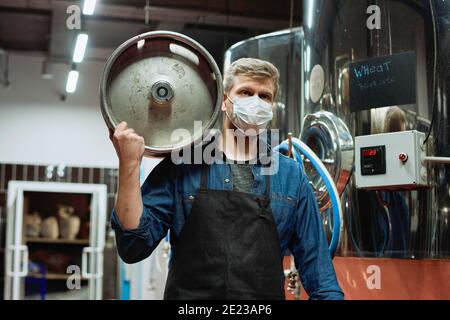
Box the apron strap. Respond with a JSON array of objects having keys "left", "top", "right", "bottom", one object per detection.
[
  {"left": 264, "top": 173, "right": 270, "bottom": 199},
  {"left": 200, "top": 164, "right": 209, "bottom": 189},
  {"left": 256, "top": 173, "right": 271, "bottom": 209}
]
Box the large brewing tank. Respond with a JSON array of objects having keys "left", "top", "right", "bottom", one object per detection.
[
  {"left": 100, "top": 31, "right": 223, "bottom": 157},
  {"left": 303, "top": 0, "right": 450, "bottom": 258},
  {"left": 224, "top": 1, "right": 450, "bottom": 259}
]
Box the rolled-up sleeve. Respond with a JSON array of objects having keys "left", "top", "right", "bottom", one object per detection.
[
  {"left": 111, "top": 158, "right": 175, "bottom": 264},
  {"left": 288, "top": 164, "right": 344, "bottom": 300}
]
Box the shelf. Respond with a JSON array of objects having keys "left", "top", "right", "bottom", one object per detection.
[
  {"left": 25, "top": 237, "right": 90, "bottom": 245},
  {"left": 27, "top": 272, "right": 87, "bottom": 280}
]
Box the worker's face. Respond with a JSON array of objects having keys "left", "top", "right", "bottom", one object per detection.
[{"left": 221, "top": 75, "right": 275, "bottom": 116}]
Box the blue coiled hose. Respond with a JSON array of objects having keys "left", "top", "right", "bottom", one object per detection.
[{"left": 274, "top": 138, "right": 342, "bottom": 257}]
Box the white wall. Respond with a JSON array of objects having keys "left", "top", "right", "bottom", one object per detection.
[{"left": 0, "top": 53, "right": 118, "bottom": 168}]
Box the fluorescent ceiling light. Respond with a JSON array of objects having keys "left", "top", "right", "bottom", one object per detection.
[
  {"left": 41, "top": 59, "right": 53, "bottom": 80},
  {"left": 305, "top": 80, "right": 310, "bottom": 101},
  {"left": 73, "top": 33, "right": 89, "bottom": 63},
  {"left": 305, "top": 45, "right": 311, "bottom": 71},
  {"left": 307, "top": 0, "right": 314, "bottom": 29},
  {"left": 66, "top": 70, "right": 79, "bottom": 93},
  {"left": 83, "top": 0, "right": 97, "bottom": 15}
]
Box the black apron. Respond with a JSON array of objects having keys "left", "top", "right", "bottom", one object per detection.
[{"left": 164, "top": 164, "right": 285, "bottom": 300}]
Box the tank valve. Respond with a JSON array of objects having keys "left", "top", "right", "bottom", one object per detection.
[{"left": 151, "top": 80, "right": 174, "bottom": 104}]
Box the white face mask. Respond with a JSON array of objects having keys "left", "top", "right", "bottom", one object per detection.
[{"left": 226, "top": 95, "right": 273, "bottom": 135}]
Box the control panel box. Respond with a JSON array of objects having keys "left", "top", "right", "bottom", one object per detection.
[{"left": 355, "top": 130, "right": 428, "bottom": 190}]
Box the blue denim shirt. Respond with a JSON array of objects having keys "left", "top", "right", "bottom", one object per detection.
[{"left": 111, "top": 152, "right": 344, "bottom": 300}]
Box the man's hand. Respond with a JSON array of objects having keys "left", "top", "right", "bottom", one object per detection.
[{"left": 109, "top": 121, "right": 145, "bottom": 166}]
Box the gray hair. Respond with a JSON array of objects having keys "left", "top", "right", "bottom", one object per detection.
[{"left": 223, "top": 58, "right": 280, "bottom": 98}]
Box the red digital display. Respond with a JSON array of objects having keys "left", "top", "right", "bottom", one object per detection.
[
  {"left": 361, "top": 145, "right": 385, "bottom": 175},
  {"left": 362, "top": 149, "right": 377, "bottom": 157}
]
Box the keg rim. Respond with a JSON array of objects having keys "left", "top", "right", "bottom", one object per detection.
[{"left": 99, "top": 31, "right": 224, "bottom": 156}]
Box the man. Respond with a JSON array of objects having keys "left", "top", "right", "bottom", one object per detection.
[{"left": 110, "top": 58, "right": 344, "bottom": 300}]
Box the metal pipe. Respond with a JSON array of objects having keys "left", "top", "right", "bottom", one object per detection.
[{"left": 423, "top": 156, "right": 450, "bottom": 164}]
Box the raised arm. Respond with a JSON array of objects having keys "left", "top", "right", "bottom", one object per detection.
[
  {"left": 109, "top": 122, "right": 174, "bottom": 263},
  {"left": 110, "top": 121, "right": 145, "bottom": 229}
]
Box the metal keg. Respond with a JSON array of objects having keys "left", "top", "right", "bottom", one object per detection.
[{"left": 100, "top": 31, "right": 223, "bottom": 156}]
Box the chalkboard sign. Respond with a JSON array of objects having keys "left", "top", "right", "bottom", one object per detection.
[{"left": 349, "top": 51, "right": 416, "bottom": 111}]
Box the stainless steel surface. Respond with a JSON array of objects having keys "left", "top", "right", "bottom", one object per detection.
[
  {"left": 303, "top": 0, "right": 449, "bottom": 258},
  {"left": 100, "top": 31, "right": 223, "bottom": 156},
  {"left": 224, "top": 1, "right": 450, "bottom": 259},
  {"left": 301, "top": 111, "right": 354, "bottom": 210}
]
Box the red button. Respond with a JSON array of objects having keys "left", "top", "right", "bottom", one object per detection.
[{"left": 399, "top": 153, "right": 408, "bottom": 162}]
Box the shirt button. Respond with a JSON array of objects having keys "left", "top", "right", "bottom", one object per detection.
[
  {"left": 224, "top": 178, "right": 230, "bottom": 183},
  {"left": 188, "top": 195, "right": 194, "bottom": 200}
]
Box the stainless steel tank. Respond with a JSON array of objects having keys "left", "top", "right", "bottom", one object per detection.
[
  {"left": 303, "top": 0, "right": 449, "bottom": 258},
  {"left": 225, "top": 1, "right": 450, "bottom": 258}
]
